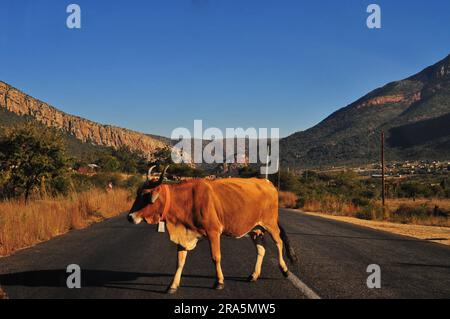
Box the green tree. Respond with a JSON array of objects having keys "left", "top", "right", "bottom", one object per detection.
[
  {"left": 270, "top": 169, "right": 300, "bottom": 192},
  {"left": 0, "top": 122, "right": 69, "bottom": 202},
  {"left": 152, "top": 146, "right": 173, "bottom": 165},
  {"left": 112, "top": 146, "right": 147, "bottom": 174},
  {"left": 96, "top": 155, "right": 121, "bottom": 172}
]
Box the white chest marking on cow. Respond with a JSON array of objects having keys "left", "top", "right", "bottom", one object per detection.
[{"left": 166, "top": 222, "right": 202, "bottom": 251}]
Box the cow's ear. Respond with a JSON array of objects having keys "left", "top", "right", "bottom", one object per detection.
[{"left": 151, "top": 191, "right": 160, "bottom": 203}]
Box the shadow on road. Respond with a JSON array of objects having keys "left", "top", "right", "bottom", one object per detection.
[{"left": 0, "top": 269, "right": 267, "bottom": 293}]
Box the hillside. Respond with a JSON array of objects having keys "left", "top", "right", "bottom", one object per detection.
[
  {"left": 280, "top": 54, "right": 450, "bottom": 168},
  {"left": 0, "top": 81, "right": 167, "bottom": 159}
]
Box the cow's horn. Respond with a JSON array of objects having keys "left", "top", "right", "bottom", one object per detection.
[
  {"left": 158, "top": 165, "right": 170, "bottom": 184},
  {"left": 147, "top": 165, "right": 156, "bottom": 181}
]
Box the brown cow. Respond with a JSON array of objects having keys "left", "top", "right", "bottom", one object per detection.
[{"left": 127, "top": 166, "right": 297, "bottom": 294}]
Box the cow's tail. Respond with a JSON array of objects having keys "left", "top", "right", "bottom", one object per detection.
[{"left": 278, "top": 223, "right": 298, "bottom": 264}]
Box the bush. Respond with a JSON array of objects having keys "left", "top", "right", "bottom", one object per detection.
[
  {"left": 352, "top": 197, "right": 370, "bottom": 207},
  {"left": 123, "top": 175, "right": 144, "bottom": 192},
  {"left": 70, "top": 174, "right": 94, "bottom": 192},
  {"left": 395, "top": 204, "right": 428, "bottom": 218},
  {"left": 279, "top": 191, "right": 298, "bottom": 208},
  {"left": 269, "top": 170, "right": 301, "bottom": 193},
  {"left": 48, "top": 176, "right": 71, "bottom": 196},
  {"left": 89, "top": 173, "right": 122, "bottom": 189},
  {"left": 296, "top": 197, "right": 306, "bottom": 208},
  {"left": 355, "top": 202, "right": 384, "bottom": 220},
  {"left": 355, "top": 210, "right": 373, "bottom": 220},
  {"left": 96, "top": 155, "right": 121, "bottom": 172}
]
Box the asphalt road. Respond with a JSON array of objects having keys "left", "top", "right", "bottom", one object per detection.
[{"left": 0, "top": 209, "right": 449, "bottom": 299}]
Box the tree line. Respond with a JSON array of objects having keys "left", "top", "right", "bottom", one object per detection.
[{"left": 0, "top": 122, "right": 207, "bottom": 202}]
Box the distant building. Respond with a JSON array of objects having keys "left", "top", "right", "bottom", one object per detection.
[{"left": 77, "top": 164, "right": 100, "bottom": 174}]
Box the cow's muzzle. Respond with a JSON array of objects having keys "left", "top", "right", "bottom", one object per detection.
[{"left": 127, "top": 212, "right": 143, "bottom": 225}]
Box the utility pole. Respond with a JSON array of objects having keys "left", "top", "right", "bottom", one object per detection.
[
  {"left": 277, "top": 158, "right": 281, "bottom": 193},
  {"left": 381, "top": 131, "right": 386, "bottom": 207}
]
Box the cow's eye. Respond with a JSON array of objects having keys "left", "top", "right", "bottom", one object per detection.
[{"left": 142, "top": 192, "right": 151, "bottom": 203}]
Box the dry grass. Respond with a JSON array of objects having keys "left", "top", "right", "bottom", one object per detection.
[
  {"left": 0, "top": 188, "right": 132, "bottom": 257},
  {"left": 299, "top": 211, "right": 450, "bottom": 246},
  {"left": 386, "top": 198, "right": 450, "bottom": 211},
  {"left": 300, "top": 196, "right": 449, "bottom": 227},
  {"left": 278, "top": 191, "right": 298, "bottom": 208},
  {"left": 303, "top": 196, "right": 359, "bottom": 216}
]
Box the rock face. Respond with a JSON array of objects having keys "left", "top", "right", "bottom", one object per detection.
[
  {"left": 281, "top": 54, "right": 450, "bottom": 167},
  {"left": 356, "top": 93, "right": 421, "bottom": 109},
  {"left": 0, "top": 81, "right": 167, "bottom": 157}
]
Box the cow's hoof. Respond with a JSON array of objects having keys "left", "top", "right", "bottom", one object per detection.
[
  {"left": 166, "top": 287, "right": 178, "bottom": 294},
  {"left": 279, "top": 266, "right": 290, "bottom": 278},
  {"left": 213, "top": 282, "right": 225, "bottom": 290},
  {"left": 247, "top": 275, "right": 258, "bottom": 282}
]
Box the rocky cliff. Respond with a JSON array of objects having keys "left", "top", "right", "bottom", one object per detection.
[{"left": 0, "top": 81, "right": 167, "bottom": 157}]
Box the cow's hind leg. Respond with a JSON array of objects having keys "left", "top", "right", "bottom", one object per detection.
[
  {"left": 167, "top": 245, "right": 188, "bottom": 294},
  {"left": 266, "top": 224, "right": 289, "bottom": 277},
  {"left": 208, "top": 231, "right": 225, "bottom": 290},
  {"left": 248, "top": 230, "right": 266, "bottom": 282}
]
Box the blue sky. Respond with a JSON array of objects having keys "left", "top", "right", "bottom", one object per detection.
[{"left": 1, "top": 0, "right": 450, "bottom": 137}]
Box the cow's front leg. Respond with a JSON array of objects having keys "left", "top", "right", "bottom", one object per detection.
[
  {"left": 167, "top": 245, "right": 187, "bottom": 294},
  {"left": 208, "top": 231, "right": 224, "bottom": 290}
]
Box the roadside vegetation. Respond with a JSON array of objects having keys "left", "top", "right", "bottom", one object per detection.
[
  {"left": 0, "top": 188, "right": 131, "bottom": 256},
  {"left": 273, "top": 169, "right": 450, "bottom": 227}
]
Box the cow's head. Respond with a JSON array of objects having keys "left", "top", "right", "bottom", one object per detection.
[{"left": 127, "top": 165, "right": 169, "bottom": 225}]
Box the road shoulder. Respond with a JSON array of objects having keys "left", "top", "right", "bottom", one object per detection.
[{"left": 286, "top": 209, "right": 450, "bottom": 246}]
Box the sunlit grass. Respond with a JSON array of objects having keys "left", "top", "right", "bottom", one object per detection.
[
  {"left": 301, "top": 195, "right": 449, "bottom": 227},
  {"left": 0, "top": 188, "right": 132, "bottom": 256}
]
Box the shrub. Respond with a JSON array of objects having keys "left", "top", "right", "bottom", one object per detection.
[
  {"left": 296, "top": 197, "right": 306, "bottom": 208},
  {"left": 279, "top": 191, "right": 298, "bottom": 208},
  {"left": 124, "top": 175, "right": 144, "bottom": 192},
  {"left": 70, "top": 173, "right": 94, "bottom": 192},
  {"left": 355, "top": 202, "right": 384, "bottom": 220},
  {"left": 352, "top": 197, "right": 370, "bottom": 207},
  {"left": 48, "top": 176, "right": 71, "bottom": 196},
  {"left": 355, "top": 210, "right": 373, "bottom": 220},
  {"left": 396, "top": 204, "right": 428, "bottom": 217},
  {"left": 89, "top": 172, "right": 122, "bottom": 189}
]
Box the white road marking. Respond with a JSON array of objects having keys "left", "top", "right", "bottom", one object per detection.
[{"left": 271, "top": 258, "right": 321, "bottom": 299}]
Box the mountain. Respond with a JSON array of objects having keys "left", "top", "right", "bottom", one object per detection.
[
  {"left": 2, "top": 54, "right": 450, "bottom": 169},
  {"left": 0, "top": 81, "right": 168, "bottom": 159},
  {"left": 280, "top": 54, "right": 450, "bottom": 168}
]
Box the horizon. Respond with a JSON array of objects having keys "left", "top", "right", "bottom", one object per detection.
[{"left": 2, "top": 1, "right": 450, "bottom": 138}]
